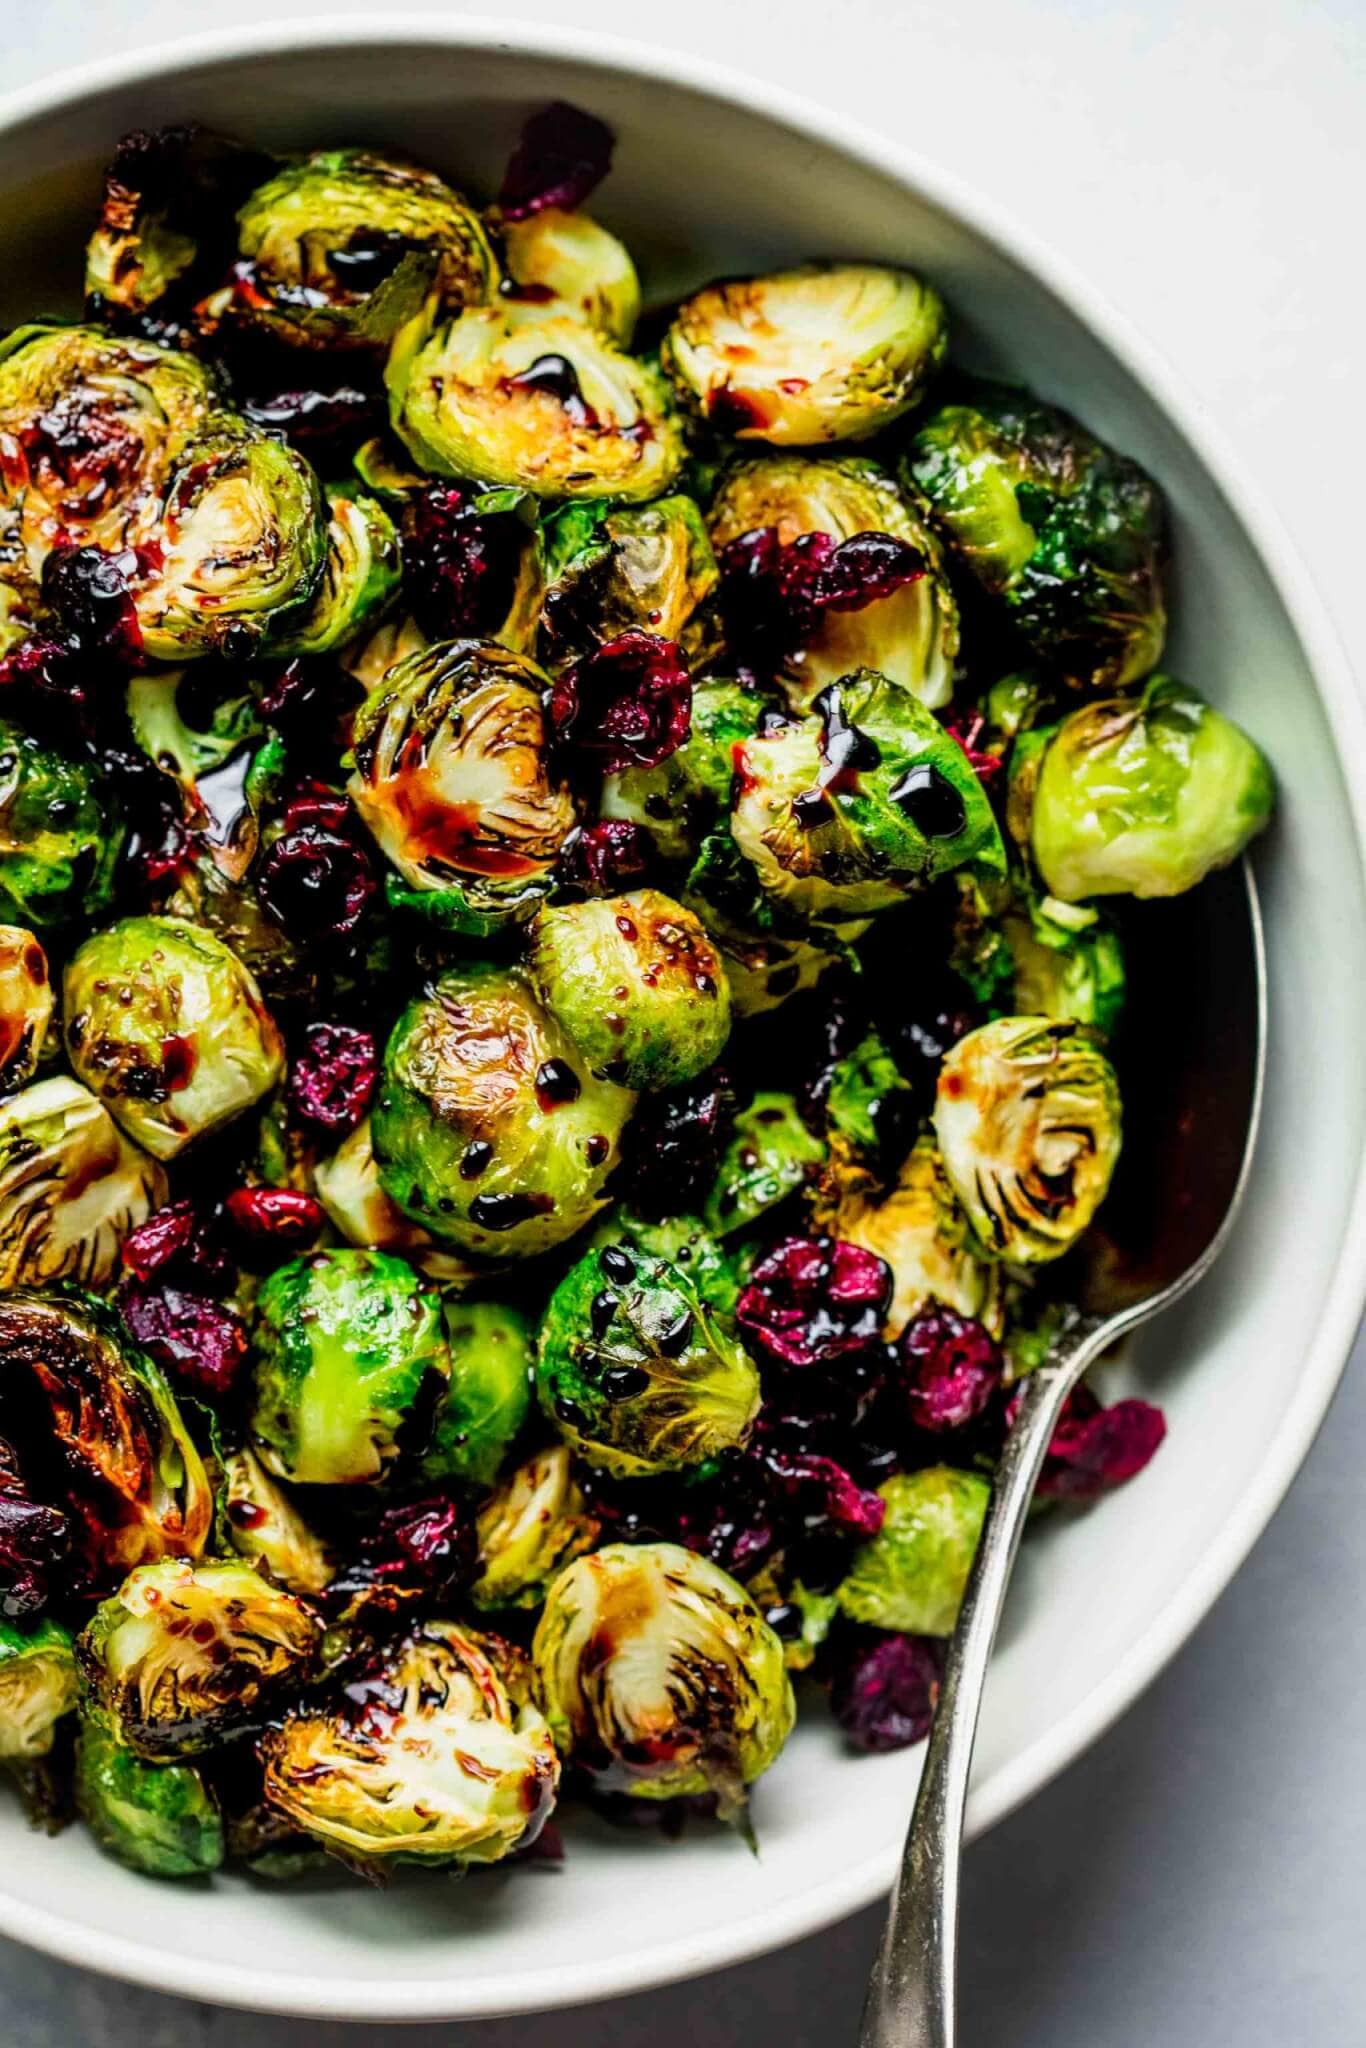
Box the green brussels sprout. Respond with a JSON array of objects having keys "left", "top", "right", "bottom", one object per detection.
[
  {"left": 536, "top": 1237, "right": 760, "bottom": 1478},
  {"left": 249, "top": 1249, "right": 451, "bottom": 1486},
  {"left": 74, "top": 1705, "right": 224, "bottom": 1878},
  {"left": 836, "top": 1467, "right": 990, "bottom": 1635},
  {"left": 83, "top": 126, "right": 256, "bottom": 327},
  {"left": 125, "top": 667, "right": 261, "bottom": 825},
  {"left": 1002, "top": 885, "right": 1126, "bottom": 1035},
  {"left": 904, "top": 384, "right": 1167, "bottom": 691},
  {"left": 0, "top": 1077, "right": 167, "bottom": 1290},
  {"left": 593, "top": 1209, "right": 741, "bottom": 1319},
  {"left": 220, "top": 1448, "right": 334, "bottom": 1597},
  {"left": 372, "top": 962, "right": 633, "bottom": 1262},
  {"left": 933, "top": 1017, "right": 1122, "bottom": 1263},
  {"left": 416, "top": 1299, "right": 532, "bottom": 1489},
  {"left": 0, "top": 1287, "right": 212, "bottom": 1588},
  {"left": 0, "top": 925, "right": 52, "bottom": 1094},
  {"left": 1028, "top": 676, "right": 1275, "bottom": 901},
  {"left": 469, "top": 1444, "right": 600, "bottom": 1611},
  {"left": 271, "top": 483, "right": 402, "bottom": 656},
  {"left": 0, "top": 1617, "right": 77, "bottom": 1760},
  {"left": 347, "top": 637, "right": 574, "bottom": 935},
  {"left": 539, "top": 493, "right": 717, "bottom": 658},
  {"left": 662, "top": 264, "right": 945, "bottom": 446},
  {"left": 825, "top": 1030, "right": 914, "bottom": 1160},
  {"left": 603, "top": 677, "right": 763, "bottom": 862},
  {"left": 829, "top": 1134, "right": 1002, "bottom": 1338},
  {"left": 0, "top": 719, "right": 124, "bottom": 932},
  {"left": 77, "top": 1557, "right": 321, "bottom": 1761},
  {"left": 704, "top": 1090, "right": 823, "bottom": 1238},
  {"left": 134, "top": 417, "right": 328, "bottom": 660},
  {"left": 387, "top": 303, "right": 684, "bottom": 501},
  {"left": 234, "top": 149, "right": 497, "bottom": 351},
  {"left": 313, "top": 1117, "right": 483, "bottom": 1286},
  {"left": 64, "top": 916, "right": 285, "bottom": 1161},
  {"left": 681, "top": 823, "right": 861, "bottom": 1017},
  {"left": 708, "top": 455, "right": 959, "bottom": 713},
  {"left": 730, "top": 673, "right": 1006, "bottom": 927},
  {"left": 528, "top": 889, "right": 732, "bottom": 1091},
  {"left": 533, "top": 1541, "right": 795, "bottom": 1810},
  {"left": 162, "top": 852, "right": 311, "bottom": 1011},
  {"left": 260, "top": 1618, "right": 559, "bottom": 1870},
  {"left": 501, "top": 206, "right": 640, "bottom": 345}
]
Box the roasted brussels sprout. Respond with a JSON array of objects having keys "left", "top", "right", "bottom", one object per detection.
[
  {"left": 536, "top": 1236, "right": 760, "bottom": 1477},
  {"left": 0, "top": 1288, "right": 212, "bottom": 1588},
  {"left": 261, "top": 1618, "right": 559, "bottom": 1869},
  {"left": 528, "top": 890, "right": 731, "bottom": 1091},
  {"left": 0, "top": 721, "right": 124, "bottom": 934},
  {"left": 348, "top": 638, "right": 574, "bottom": 935},
  {"left": 272, "top": 483, "right": 402, "bottom": 656},
  {"left": 533, "top": 1541, "right": 794, "bottom": 1809},
  {"left": 592, "top": 1208, "right": 742, "bottom": 1317},
  {"left": 1002, "top": 886, "right": 1126, "bottom": 1034},
  {"left": 704, "top": 1091, "right": 823, "bottom": 1238},
  {"left": 77, "top": 1557, "right": 320, "bottom": 1760},
  {"left": 125, "top": 668, "right": 260, "bottom": 826},
  {"left": 0, "top": 926, "right": 52, "bottom": 1093},
  {"left": 249, "top": 1249, "right": 451, "bottom": 1486},
  {"left": 64, "top": 916, "right": 285, "bottom": 1161},
  {"left": 904, "top": 384, "right": 1167, "bottom": 691},
  {"left": 75, "top": 1704, "right": 224, "bottom": 1878},
  {"left": 831, "top": 1134, "right": 1001, "bottom": 1337},
  {"left": 730, "top": 674, "right": 1005, "bottom": 926},
  {"left": 372, "top": 962, "right": 633, "bottom": 1261},
  {"left": 233, "top": 149, "right": 497, "bottom": 351},
  {"left": 662, "top": 264, "right": 945, "bottom": 445},
  {"left": 1028, "top": 676, "right": 1275, "bottom": 901},
  {"left": 0, "top": 1616, "right": 77, "bottom": 1760},
  {"left": 835, "top": 1467, "right": 989, "bottom": 1635},
  {"left": 603, "top": 677, "right": 763, "bottom": 864},
  {"left": 417, "top": 1299, "right": 532, "bottom": 1489},
  {"left": 0, "top": 1077, "right": 167, "bottom": 1290},
  {"left": 540, "top": 493, "right": 717, "bottom": 657},
  {"left": 469, "top": 1444, "right": 599, "bottom": 1611},
  {"left": 220, "top": 1448, "right": 334, "bottom": 1597},
  {"left": 933, "top": 1017, "right": 1122, "bottom": 1263},
  {"left": 387, "top": 304, "right": 683, "bottom": 501},
  {"left": 501, "top": 206, "right": 640, "bottom": 344},
  {"left": 313, "top": 1117, "right": 481, "bottom": 1285}
]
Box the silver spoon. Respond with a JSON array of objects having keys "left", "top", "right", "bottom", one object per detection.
[{"left": 859, "top": 858, "right": 1266, "bottom": 2048}]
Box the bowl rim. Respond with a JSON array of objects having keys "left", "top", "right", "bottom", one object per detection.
[{"left": 2, "top": 12, "right": 1365, "bottom": 2022}]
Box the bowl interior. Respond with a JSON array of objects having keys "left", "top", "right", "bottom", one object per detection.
[{"left": 0, "top": 25, "right": 1362, "bottom": 2022}]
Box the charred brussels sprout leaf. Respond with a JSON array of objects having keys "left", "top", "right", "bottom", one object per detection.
[
  {"left": 541, "top": 493, "right": 717, "bottom": 657},
  {"left": 831, "top": 1132, "right": 1001, "bottom": 1337},
  {"left": 663, "top": 265, "right": 945, "bottom": 446},
  {"left": 602, "top": 677, "right": 762, "bottom": 864},
  {"left": 249, "top": 1249, "right": 451, "bottom": 1486},
  {"left": 1001, "top": 886, "right": 1126, "bottom": 1035},
  {"left": 0, "top": 926, "right": 53, "bottom": 1092},
  {"left": 0, "top": 1616, "right": 77, "bottom": 1759},
  {"left": 125, "top": 669, "right": 260, "bottom": 824},
  {"left": 0, "top": 721, "right": 124, "bottom": 933},
  {"left": 76, "top": 1556, "right": 320, "bottom": 1760},
  {"left": 470, "top": 1444, "right": 600, "bottom": 1610},
  {"left": 417, "top": 1299, "right": 533, "bottom": 1489},
  {"left": 0, "top": 1078, "right": 167, "bottom": 1290},
  {"left": 261, "top": 1619, "right": 559, "bottom": 1870},
  {"left": 75, "top": 1703, "right": 224, "bottom": 1878},
  {"left": 835, "top": 1467, "right": 989, "bottom": 1635},
  {"left": 536, "top": 1237, "right": 759, "bottom": 1477},
  {"left": 220, "top": 1447, "right": 334, "bottom": 1597},
  {"left": 271, "top": 483, "right": 402, "bottom": 656},
  {"left": 372, "top": 962, "right": 633, "bottom": 1262},
  {"left": 704, "top": 1091, "right": 823, "bottom": 1238},
  {"left": 64, "top": 916, "right": 285, "bottom": 1161},
  {"left": 904, "top": 384, "right": 1167, "bottom": 691},
  {"left": 83, "top": 124, "right": 264, "bottom": 327},
  {"left": 933, "top": 1017, "right": 1122, "bottom": 1263},
  {"left": 533, "top": 1541, "right": 794, "bottom": 1813},
  {"left": 1029, "top": 676, "right": 1275, "bottom": 901},
  {"left": 501, "top": 207, "right": 640, "bottom": 345}
]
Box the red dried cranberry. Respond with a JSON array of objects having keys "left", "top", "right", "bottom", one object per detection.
[
  {"left": 257, "top": 826, "right": 377, "bottom": 942},
  {"left": 401, "top": 484, "right": 526, "bottom": 642},
  {"left": 883, "top": 989, "right": 983, "bottom": 1118},
  {"left": 118, "top": 1281, "right": 249, "bottom": 1402},
  {"left": 120, "top": 1198, "right": 232, "bottom": 1292},
  {"left": 623, "top": 1066, "right": 735, "bottom": 1218},
  {"left": 560, "top": 819, "right": 653, "bottom": 895},
  {"left": 760, "top": 1447, "right": 886, "bottom": 1538},
  {"left": 257, "top": 657, "right": 365, "bottom": 747},
  {"left": 830, "top": 1631, "right": 945, "bottom": 1752},
  {"left": 737, "top": 1236, "right": 892, "bottom": 1370},
  {"left": 40, "top": 545, "right": 141, "bottom": 664},
  {"left": 353, "top": 1488, "right": 477, "bottom": 1601},
  {"left": 1027, "top": 1385, "right": 1167, "bottom": 1502},
  {"left": 717, "top": 525, "right": 923, "bottom": 680},
  {"left": 942, "top": 706, "right": 1004, "bottom": 792},
  {"left": 288, "top": 1022, "right": 377, "bottom": 1136},
  {"left": 0, "top": 637, "right": 95, "bottom": 743},
  {"left": 498, "top": 99, "right": 614, "bottom": 220},
  {"left": 0, "top": 1437, "right": 68, "bottom": 1619},
  {"left": 225, "top": 1186, "right": 325, "bottom": 1249},
  {"left": 548, "top": 630, "right": 692, "bottom": 773},
  {"left": 896, "top": 1307, "right": 1002, "bottom": 1433},
  {"left": 672, "top": 1458, "right": 779, "bottom": 1579}
]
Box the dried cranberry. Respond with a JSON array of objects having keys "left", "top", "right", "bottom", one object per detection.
[
  {"left": 548, "top": 630, "right": 692, "bottom": 773},
  {"left": 717, "top": 525, "right": 924, "bottom": 680},
  {"left": 257, "top": 657, "right": 365, "bottom": 749},
  {"left": 351, "top": 1488, "right": 477, "bottom": 1602},
  {"left": 882, "top": 989, "right": 982, "bottom": 1118},
  {"left": 829, "top": 1631, "right": 945, "bottom": 1752},
  {"left": 118, "top": 1281, "right": 249, "bottom": 1402},
  {"left": 40, "top": 546, "right": 142, "bottom": 664},
  {"left": 498, "top": 100, "right": 614, "bottom": 220},
  {"left": 672, "top": 1458, "right": 779, "bottom": 1579},
  {"left": 257, "top": 826, "right": 377, "bottom": 942},
  {"left": 401, "top": 484, "right": 526, "bottom": 641},
  {"left": 623, "top": 1066, "right": 735, "bottom": 1218},
  {"left": 1009, "top": 1384, "right": 1167, "bottom": 1503},
  {"left": 0, "top": 637, "right": 94, "bottom": 744},
  {"left": 895, "top": 1307, "right": 1002, "bottom": 1434},
  {"left": 225, "top": 1186, "right": 325, "bottom": 1249},
  {"left": 760, "top": 1448, "right": 885, "bottom": 1538},
  {"left": 287, "top": 1022, "right": 377, "bottom": 1136},
  {"left": 120, "top": 1198, "right": 233, "bottom": 1292},
  {"left": 560, "top": 819, "right": 653, "bottom": 895},
  {"left": 737, "top": 1237, "right": 892, "bottom": 1370},
  {"left": 0, "top": 1437, "right": 68, "bottom": 1619},
  {"left": 942, "top": 706, "right": 1004, "bottom": 793}
]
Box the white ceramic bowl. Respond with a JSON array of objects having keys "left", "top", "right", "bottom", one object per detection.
[{"left": 1, "top": 17, "right": 1364, "bottom": 2023}]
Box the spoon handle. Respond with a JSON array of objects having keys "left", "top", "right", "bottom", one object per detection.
[{"left": 857, "top": 1317, "right": 1109, "bottom": 2048}]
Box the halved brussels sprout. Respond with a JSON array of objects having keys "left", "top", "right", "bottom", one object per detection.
[
  {"left": 730, "top": 674, "right": 1005, "bottom": 926},
  {"left": 536, "top": 1236, "right": 759, "bottom": 1477},
  {"left": 341, "top": 609, "right": 429, "bottom": 694},
  {"left": 313, "top": 1117, "right": 482, "bottom": 1286},
  {"left": 417, "top": 1299, "right": 532, "bottom": 1489},
  {"left": 0, "top": 720, "right": 124, "bottom": 933},
  {"left": 261, "top": 1618, "right": 559, "bottom": 1870},
  {"left": 64, "top": 916, "right": 285, "bottom": 1161},
  {"left": 0, "top": 926, "right": 52, "bottom": 1093},
  {"left": 681, "top": 824, "right": 858, "bottom": 1016},
  {"left": 704, "top": 1090, "right": 823, "bottom": 1239},
  {"left": 162, "top": 851, "right": 310, "bottom": 1010},
  {"left": 0, "top": 1287, "right": 212, "bottom": 1589},
  {"left": 540, "top": 493, "right": 717, "bottom": 658},
  {"left": 533, "top": 1541, "right": 794, "bottom": 1810},
  {"left": 603, "top": 677, "right": 763, "bottom": 863},
  {"left": 0, "top": 1616, "right": 77, "bottom": 1760},
  {"left": 387, "top": 305, "right": 683, "bottom": 501},
  {"left": 708, "top": 454, "right": 959, "bottom": 713},
  {"left": 75, "top": 1704, "right": 224, "bottom": 1878},
  {"left": 528, "top": 889, "right": 732, "bottom": 1091},
  {"left": 125, "top": 667, "right": 260, "bottom": 826},
  {"left": 1029, "top": 676, "right": 1275, "bottom": 901},
  {"left": 271, "top": 484, "right": 401, "bottom": 656},
  {"left": 662, "top": 264, "right": 945, "bottom": 446},
  {"left": 221, "top": 1448, "right": 334, "bottom": 1598},
  {"left": 0, "top": 1077, "right": 167, "bottom": 1290},
  {"left": 831, "top": 1134, "right": 1002, "bottom": 1337},
  {"left": 249, "top": 1249, "right": 451, "bottom": 1487},
  {"left": 933, "top": 1017, "right": 1122, "bottom": 1263},
  {"left": 501, "top": 206, "right": 640, "bottom": 344},
  {"left": 77, "top": 1556, "right": 321, "bottom": 1761},
  {"left": 469, "top": 1444, "right": 600, "bottom": 1611},
  {"left": 372, "top": 962, "right": 633, "bottom": 1262},
  {"left": 835, "top": 1467, "right": 989, "bottom": 1635},
  {"left": 234, "top": 149, "right": 498, "bottom": 351},
  {"left": 1001, "top": 886, "right": 1126, "bottom": 1035},
  {"left": 347, "top": 637, "right": 574, "bottom": 936},
  {"left": 904, "top": 384, "right": 1167, "bottom": 691}
]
